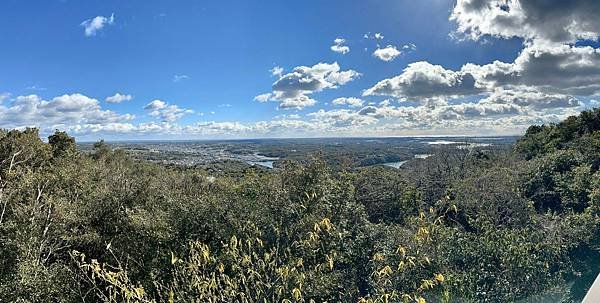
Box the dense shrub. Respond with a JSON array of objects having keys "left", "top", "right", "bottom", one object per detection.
[{"left": 0, "top": 109, "right": 599, "bottom": 302}]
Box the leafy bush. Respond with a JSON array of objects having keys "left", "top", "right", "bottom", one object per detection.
[{"left": 1, "top": 108, "right": 599, "bottom": 302}]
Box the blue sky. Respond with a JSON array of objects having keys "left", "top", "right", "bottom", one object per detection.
[{"left": 1, "top": 0, "right": 599, "bottom": 140}]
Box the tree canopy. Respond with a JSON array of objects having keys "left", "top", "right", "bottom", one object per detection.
[{"left": 1, "top": 109, "right": 599, "bottom": 302}]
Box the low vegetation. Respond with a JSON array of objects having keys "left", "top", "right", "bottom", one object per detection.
[{"left": 1, "top": 109, "right": 599, "bottom": 302}]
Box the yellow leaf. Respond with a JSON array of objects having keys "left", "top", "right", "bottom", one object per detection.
[
  {"left": 292, "top": 288, "right": 302, "bottom": 300},
  {"left": 435, "top": 273, "right": 445, "bottom": 283},
  {"left": 326, "top": 255, "right": 334, "bottom": 270}
]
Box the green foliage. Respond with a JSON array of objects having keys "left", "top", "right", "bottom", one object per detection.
[
  {"left": 515, "top": 108, "right": 600, "bottom": 159},
  {"left": 354, "top": 167, "right": 420, "bottom": 224},
  {"left": 48, "top": 130, "right": 77, "bottom": 158},
  {"left": 0, "top": 108, "right": 599, "bottom": 302}
]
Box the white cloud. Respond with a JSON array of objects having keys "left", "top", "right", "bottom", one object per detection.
[
  {"left": 331, "top": 45, "right": 350, "bottom": 55},
  {"left": 256, "top": 62, "right": 361, "bottom": 109},
  {"left": 361, "top": 0, "right": 600, "bottom": 125},
  {"left": 586, "top": 99, "right": 600, "bottom": 109},
  {"left": 254, "top": 93, "right": 274, "bottom": 103},
  {"left": 0, "top": 93, "right": 133, "bottom": 132},
  {"left": 403, "top": 43, "right": 417, "bottom": 51},
  {"left": 363, "top": 61, "right": 485, "bottom": 103},
  {"left": 332, "top": 97, "right": 364, "bottom": 107},
  {"left": 26, "top": 85, "right": 47, "bottom": 91},
  {"left": 81, "top": 13, "right": 115, "bottom": 37},
  {"left": 373, "top": 45, "right": 402, "bottom": 62},
  {"left": 9, "top": 1, "right": 600, "bottom": 140},
  {"left": 279, "top": 96, "right": 317, "bottom": 109},
  {"left": 363, "top": 32, "right": 385, "bottom": 40},
  {"left": 105, "top": 93, "right": 133, "bottom": 103},
  {"left": 451, "top": 0, "right": 600, "bottom": 44},
  {"left": 270, "top": 66, "right": 284, "bottom": 77},
  {"left": 0, "top": 93, "right": 10, "bottom": 103},
  {"left": 372, "top": 43, "right": 416, "bottom": 62},
  {"left": 34, "top": 95, "right": 580, "bottom": 140},
  {"left": 331, "top": 38, "right": 350, "bottom": 54},
  {"left": 173, "top": 74, "right": 190, "bottom": 82},
  {"left": 366, "top": 43, "right": 600, "bottom": 105},
  {"left": 468, "top": 44, "right": 600, "bottom": 96},
  {"left": 144, "top": 99, "right": 167, "bottom": 110},
  {"left": 144, "top": 99, "right": 193, "bottom": 122},
  {"left": 481, "top": 88, "right": 580, "bottom": 110},
  {"left": 332, "top": 38, "right": 343, "bottom": 44}
]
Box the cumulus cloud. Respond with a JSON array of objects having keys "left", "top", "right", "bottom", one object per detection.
[
  {"left": 80, "top": 119, "right": 318, "bottom": 139},
  {"left": 144, "top": 99, "right": 193, "bottom": 122},
  {"left": 279, "top": 96, "right": 317, "bottom": 109},
  {"left": 403, "top": 43, "right": 417, "bottom": 51},
  {"left": 451, "top": 0, "right": 600, "bottom": 44},
  {"left": 363, "top": 32, "right": 385, "bottom": 40},
  {"left": 144, "top": 100, "right": 167, "bottom": 110},
  {"left": 332, "top": 97, "right": 364, "bottom": 107},
  {"left": 270, "top": 66, "right": 284, "bottom": 77},
  {"left": 254, "top": 93, "right": 274, "bottom": 103},
  {"left": 0, "top": 93, "right": 133, "bottom": 131},
  {"left": 0, "top": 93, "right": 10, "bottom": 103},
  {"left": 437, "top": 102, "right": 522, "bottom": 119},
  {"left": 331, "top": 38, "right": 350, "bottom": 54},
  {"left": 295, "top": 98, "right": 568, "bottom": 136},
  {"left": 367, "top": 43, "right": 600, "bottom": 104},
  {"left": 81, "top": 14, "right": 115, "bottom": 37},
  {"left": 468, "top": 44, "right": 600, "bottom": 96},
  {"left": 15, "top": 1, "right": 600, "bottom": 139},
  {"left": 105, "top": 93, "right": 133, "bottom": 103},
  {"left": 192, "top": 121, "right": 249, "bottom": 133},
  {"left": 363, "top": 61, "right": 485, "bottom": 103},
  {"left": 449, "top": 1, "right": 600, "bottom": 99},
  {"left": 359, "top": 0, "right": 600, "bottom": 134},
  {"left": 256, "top": 62, "right": 361, "bottom": 109},
  {"left": 308, "top": 108, "right": 378, "bottom": 128},
  {"left": 373, "top": 45, "right": 402, "bottom": 62},
  {"left": 588, "top": 99, "right": 600, "bottom": 108},
  {"left": 43, "top": 97, "right": 578, "bottom": 140},
  {"left": 481, "top": 88, "right": 580, "bottom": 110},
  {"left": 366, "top": 43, "right": 600, "bottom": 111}
]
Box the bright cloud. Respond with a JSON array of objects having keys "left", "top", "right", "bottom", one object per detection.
[
  {"left": 330, "top": 38, "right": 350, "bottom": 54},
  {"left": 144, "top": 99, "right": 193, "bottom": 122},
  {"left": 372, "top": 43, "right": 416, "bottom": 62},
  {"left": 270, "top": 66, "right": 284, "bottom": 77},
  {"left": 81, "top": 14, "right": 115, "bottom": 37},
  {"left": 0, "top": 93, "right": 133, "bottom": 132},
  {"left": 332, "top": 97, "right": 364, "bottom": 107},
  {"left": 373, "top": 45, "right": 402, "bottom": 62},
  {"left": 0, "top": 93, "right": 10, "bottom": 103},
  {"left": 451, "top": 0, "right": 600, "bottom": 44},
  {"left": 6, "top": 1, "right": 600, "bottom": 140},
  {"left": 173, "top": 75, "right": 190, "bottom": 82},
  {"left": 256, "top": 62, "right": 361, "bottom": 109},
  {"left": 105, "top": 93, "right": 133, "bottom": 103},
  {"left": 363, "top": 61, "right": 485, "bottom": 103}
]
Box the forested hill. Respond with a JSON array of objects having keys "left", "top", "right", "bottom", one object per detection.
[
  {"left": 1, "top": 109, "right": 599, "bottom": 303},
  {"left": 516, "top": 108, "right": 600, "bottom": 161}
]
